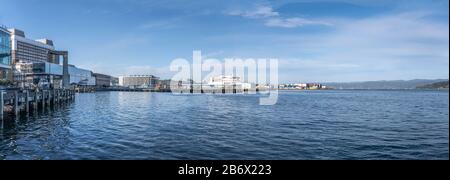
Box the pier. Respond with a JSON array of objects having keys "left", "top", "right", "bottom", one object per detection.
[{"left": 0, "top": 89, "right": 75, "bottom": 119}]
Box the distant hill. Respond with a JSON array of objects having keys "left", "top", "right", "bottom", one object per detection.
[
  {"left": 323, "top": 79, "right": 449, "bottom": 90},
  {"left": 417, "top": 81, "right": 449, "bottom": 89}
]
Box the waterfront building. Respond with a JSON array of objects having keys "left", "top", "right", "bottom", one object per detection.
[
  {"left": 279, "top": 83, "right": 326, "bottom": 90},
  {"left": 8, "top": 29, "right": 55, "bottom": 64},
  {"left": 94, "top": 73, "right": 118, "bottom": 87},
  {"left": 307, "top": 83, "right": 323, "bottom": 90},
  {"left": 157, "top": 79, "right": 172, "bottom": 91},
  {"left": 119, "top": 75, "right": 160, "bottom": 89},
  {"left": 209, "top": 76, "right": 241, "bottom": 85},
  {"left": 8, "top": 28, "right": 70, "bottom": 87},
  {"left": 207, "top": 75, "right": 252, "bottom": 90},
  {"left": 68, "top": 65, "right": 95, "bottom": 86},
  {"left": 15, "top": 62, "right": 95, "bottom": 88},
  {"left": 14, "top": 61, "right": 63, "bottom": 89},
  {"left": 111, "top": 77, "right": 119, "bottom": 87},
  {"left": 0, "top": 26, "right": 12, "bottom": 81},
  {"left": 296, "top": 83, "right": 308, "bottom": 89}
]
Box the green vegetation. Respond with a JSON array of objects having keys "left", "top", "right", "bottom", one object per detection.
[{"left": 417, "top": 81, "right": 449, "bottom": 89}]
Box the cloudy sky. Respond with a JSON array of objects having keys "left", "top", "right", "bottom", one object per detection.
[{"left": 1, "top": 0, "right": 448, "bottom": 83}]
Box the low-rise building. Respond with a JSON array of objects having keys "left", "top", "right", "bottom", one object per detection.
[
  {"left": 68, "top": 65, "right": 95, "bottom": 86},
  {"left": 119, "top": 75, "right": 160, "bottom": 89},
  {"left": 15, "top": 62, "right": 95, "bottom": 89},
  {"left": 94, "top": 73, "right": 117, "bottom": 87},
  {"left": 14, "top": 61, "right": 63, "bottom": 89},
  {"left": 279, "top": 83, "right": 326, "bottom": 90},
  {"left": 111, "top": 77, "right": 119, "bottom": 87},
  {"left": 157, "top": 79, "right": 173, "bottom": 91},
  {"left": 206, "top": 75, "right": 252, "bottom": 90}
]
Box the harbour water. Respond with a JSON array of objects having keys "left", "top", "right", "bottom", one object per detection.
[{"left": 0, "top": 90, "right": 448, "bottom": 160}]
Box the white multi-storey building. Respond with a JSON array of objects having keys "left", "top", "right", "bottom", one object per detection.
[
  {"left": 207, "top": 75, "right": 252, "bottom": 90},
  {"left": 8, "top": 29, "right": 56, "bottom": 64}
]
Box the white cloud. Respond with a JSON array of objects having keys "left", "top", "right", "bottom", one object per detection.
[
  {"left": 228, "top": 6, "right": 279, "bottom": 19},
  {"left": 227, "top": 5, "right": 332, "bottom": 28},
  {"left": 265, "top": 18, "right": 333, "bottom": 28},
  {"left": 323, "top": 12, "right": 449, "bottom": 62},
  {"left": 210, "top": 10, "right": 449, "bottom": 82}
]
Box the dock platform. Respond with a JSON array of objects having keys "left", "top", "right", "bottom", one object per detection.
[{"left": 0, "top": 89, "right": 75, "bottom": 119}]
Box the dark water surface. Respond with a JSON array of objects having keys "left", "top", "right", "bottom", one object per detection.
[{"left": 0, "top": 90, "right": 448, "bottom": 160}]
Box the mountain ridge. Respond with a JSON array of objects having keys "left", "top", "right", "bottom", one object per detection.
[{"left": 322, "top": 79, "right": 449, "bottom": 89}]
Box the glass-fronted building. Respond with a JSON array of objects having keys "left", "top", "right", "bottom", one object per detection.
[
  {"left": 68, "top": 65, "right": 95, "bottom": 86},
  {"left": 15, "top": 62, "right": 95, "bottom": 89},
  {"left": 14, "top": 61, "right": 63, "bottom": 89},
  {"left": 0, "top": 27, "right": 12, "bottom": 81}
]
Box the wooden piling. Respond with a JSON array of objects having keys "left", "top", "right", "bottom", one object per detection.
[
  {"left": 0, "top": 90, "right": 4, "bottom": 119},
  {"left": 53, "top": 89, "right": 56, "bottom": 104},
  {"left": 26, "top": 91, "right": 30, "bottom": 113},
  {"left": 0, "top": 89, "right": 74, "bottom": 118},
  {"left": 47, "top": 90, "right": 51, "bottom": 105},
  {"left": 14, "top": 91, "right": 19, "bottom": 115},
  {"left": 42, "top": 91, "right": 45, "bottom": 108},
  {"left": 34, "top": 91, "right": 38, "bottom": 110}
]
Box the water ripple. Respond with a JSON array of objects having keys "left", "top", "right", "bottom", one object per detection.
[{"left": 0, "top": 90, "right": 448, "bottom": 160}]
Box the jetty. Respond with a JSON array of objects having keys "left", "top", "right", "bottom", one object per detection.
[{"left": 0, "top": 89, "right": 75, "bottom": 119}]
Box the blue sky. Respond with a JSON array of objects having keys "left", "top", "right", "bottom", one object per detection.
[{"left": 0, "top": 0, "right": 448, "bottom": 83}]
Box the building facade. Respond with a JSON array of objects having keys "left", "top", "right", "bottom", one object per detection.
[
  {"left": 9, "top": 29, "right": 56, "bottom": 64},
  {"left": 8, "top": 28, "right": 70, "bottom": 88},
  {"left": 207, "top": 75, "right": 252, "bottom": 90},
  {"left": 68, "top": 65, "right": 95, "bottom": 86},
  {"left": 157, "top": 79, "right": 173, "bottom": 91},
  {"left": 279, "top": 83, "right": 326, "bottom": 90},
  {"left": 0, "top": 26, "right": 12, "bottom": 81},
  {"left": 119, "top": 75, "right": 160, "bottom": 89},
  {"left": 94, "top": 73, "right": 118, "bottom": 87},
  {"left": 15, "top": 62, "right": 95, "bottom": 88},
  {"left": 14, "top": 61, "right": 63, "bottom": 89},
  {"left": 111, "top": 77, "right": 119, "bottom": 87}
]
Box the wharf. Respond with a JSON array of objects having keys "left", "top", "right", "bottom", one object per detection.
[{"left": 0, "top": 89, "right": 75, "bottom": 119}]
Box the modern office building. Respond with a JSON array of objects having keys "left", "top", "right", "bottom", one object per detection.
[
  {"left": 8, "top": 28, "right": 70, "bottom": 87},
  {"left": 9, "top": 28, "right": 55, "bottom": 63},
  {"left": 0, "top": 26, "right": 12, "bottom": 81},
  {"left": 119, "top": 75, "right": 160, "bottom": 89}
]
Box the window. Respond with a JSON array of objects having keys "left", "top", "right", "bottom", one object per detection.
[{"left": 0, "top": 30, "right": 11, "bottom": 66}]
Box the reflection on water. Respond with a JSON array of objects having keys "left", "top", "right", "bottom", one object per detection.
[{"left": 0, "top": 90, "right": 449, "bottom": 160}]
